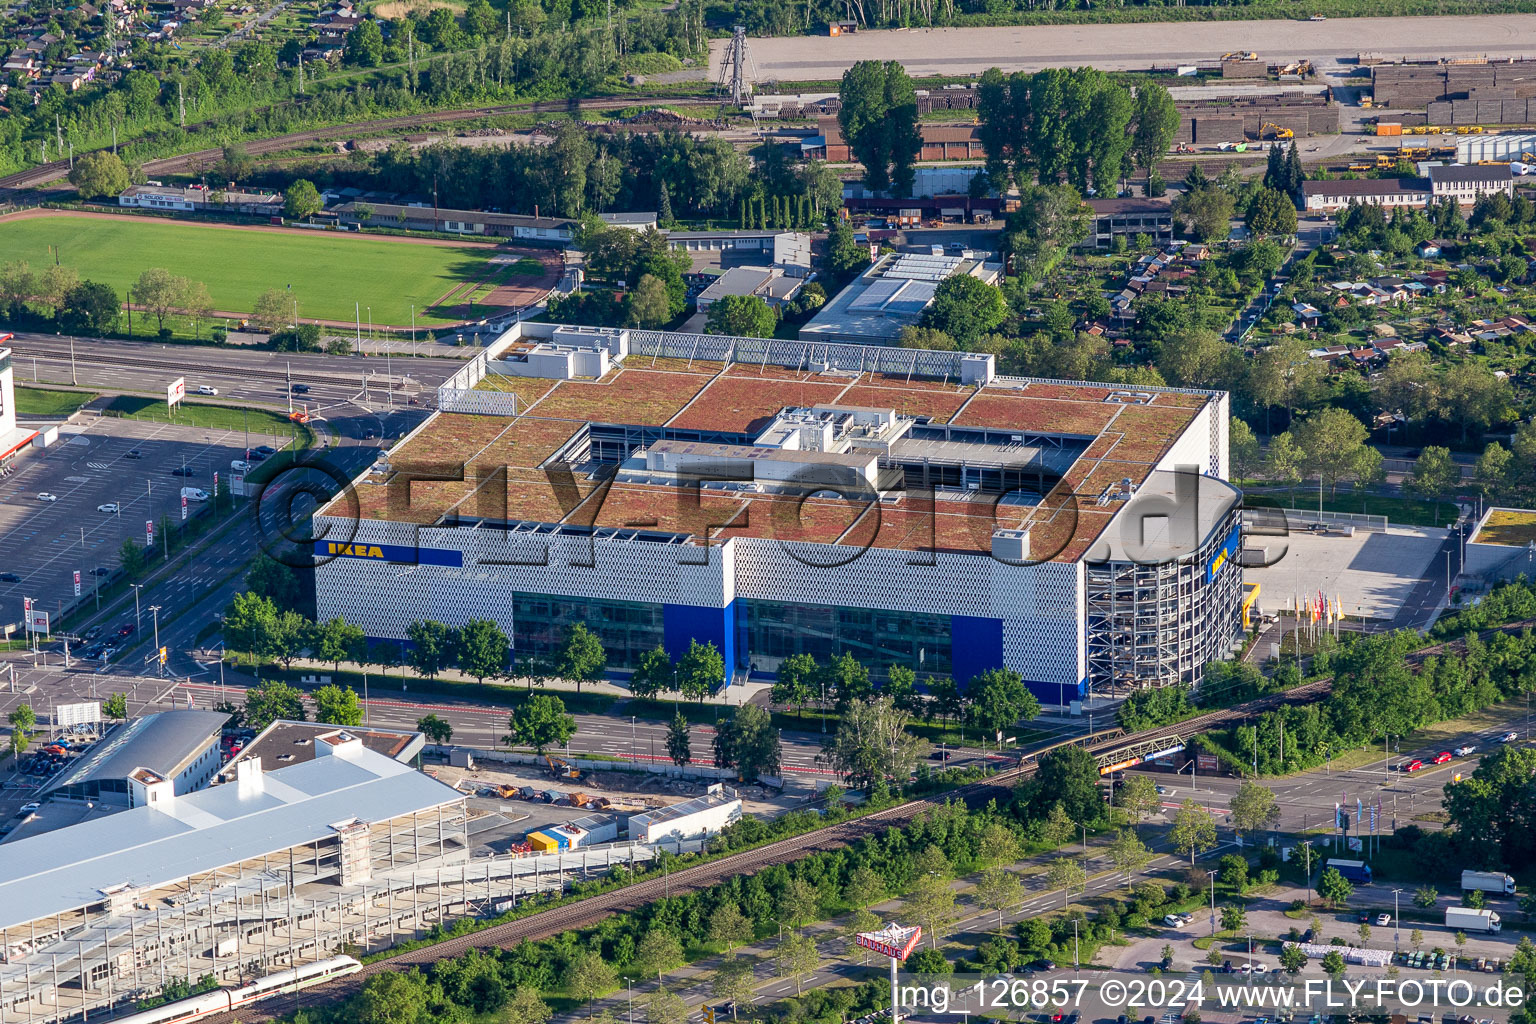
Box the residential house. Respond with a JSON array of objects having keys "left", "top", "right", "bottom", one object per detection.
[{"left": 1291, "top": 302, "right": 1322, "bottom": 327}]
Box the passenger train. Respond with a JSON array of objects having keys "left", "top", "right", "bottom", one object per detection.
[{"left": 104, "top": 956, "right": 362, "bottom": 1024}]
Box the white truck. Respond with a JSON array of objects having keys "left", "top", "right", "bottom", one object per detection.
[
  {"left": 1461, "top": 870, "right": 1516, "bottom": 895},
  {"left": 1445, "top": 907, "right": 1501, "bottom": 933}
]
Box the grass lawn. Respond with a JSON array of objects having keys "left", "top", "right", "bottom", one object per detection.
[
  {"left": 104, "top": 395, "right": 311, "bottom": 439},
  {"left": 1243, "top": 489, "right": 1455, "bottom": 528},
  {"left": 0, "top": 213, "right": 502, "bottom": 325},
  {"left": 15, "top": 386, "right": 94, "bottom": 416}
]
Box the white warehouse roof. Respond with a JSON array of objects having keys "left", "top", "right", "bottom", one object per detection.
[{"left": 0, "top": 737, "right": 462, "bottom": 931}]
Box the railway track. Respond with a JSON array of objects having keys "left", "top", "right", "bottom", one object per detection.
[
  {"left": 0, "top": 94, "right": 718, "bottom": 196},
  {"left": 205, "top": 621, "right": 1536, "bottom": 1022}
]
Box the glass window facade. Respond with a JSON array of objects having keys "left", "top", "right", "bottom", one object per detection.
[
  {"left": 738, "top": 598, "right": 953, "bottom": 680},
  {"left": 511, "top": 592, "right": 664, "bottom": 668}
]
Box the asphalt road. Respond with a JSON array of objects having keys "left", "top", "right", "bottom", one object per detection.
[{"left": 7, "top": 333, "right": 464, "bottom": 415}]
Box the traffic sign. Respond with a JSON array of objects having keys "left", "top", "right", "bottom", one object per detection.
[{"left": 158, "top": 646, "right": 168, "bottom": 665}]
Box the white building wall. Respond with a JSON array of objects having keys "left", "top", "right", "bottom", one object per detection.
[{"left": 633, "top": 799, "right": 741, "bottom": 845}]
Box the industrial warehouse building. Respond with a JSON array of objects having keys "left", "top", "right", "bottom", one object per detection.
[
  {"left": 798, "top": 251, "right": 1006, "bottom": 346},
  {"left": 312, "top": 323, "right": 1244, "bottom": 704}
]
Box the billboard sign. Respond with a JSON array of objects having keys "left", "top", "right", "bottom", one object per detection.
[
  {"left": 1098, "top": 756, "right": 1141, "bottom": 776},
  {"left": 56, "top": 701, "right": 101, "bottom": 727},
  {"left": 855, "top": 924, "right": 921, "bottom": 961},
  {"left": 25, "top": 608, "right": 48, "bottom": 634},
  {"left": 73, "top": 569, "right": 81, "bottom": 597},
  {"left": 167, "top": 377, "right": 186, "bottom": 410},
  {"left": 146, "top": 520, "right": 154, "bottom": 546},
  {"left": 180, "top": 494, "right": 188, "bottom": 522},
  {"left": 1197, "top": 752, "right": 1219, "bottom": 772}
]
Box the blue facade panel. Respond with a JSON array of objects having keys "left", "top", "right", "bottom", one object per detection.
[
  {"left": 1025, "top": 676, "right": 1087, "bottom": 707},
  {"left": 663, "top": 602, "right": 737, "bottom": 684},
  {"left": 950, "top": 615, "right": 1004, "bottom": 688}
]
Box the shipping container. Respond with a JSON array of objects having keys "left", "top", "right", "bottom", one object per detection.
[{"left": 1376, "top": 123, "right": 1403, "bottom": 137}]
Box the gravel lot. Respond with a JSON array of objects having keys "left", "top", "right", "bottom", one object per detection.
[{"left": 717, "top": 13, "right": 1536, "bottom": 81}]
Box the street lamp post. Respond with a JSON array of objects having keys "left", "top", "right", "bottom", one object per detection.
[
  {"left": 630, "top": 715, "right": 636, "bottom": 763},
  {"left": 1393, "top": 888, "right": 1403, "bottom": 952},
  {"left": 1207, "top": 869, "right": 1217, "bottom": 938},
  {"left": 149, "top": 605, "right": 161, "bottom": 675},
  {"left": 130, "top": 583, "right": 143, "bottom": 634}
]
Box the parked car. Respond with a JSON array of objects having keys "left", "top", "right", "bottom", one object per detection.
[
  {"left": 124, "top": 449, "right": 144, "bottom": 460},
  {"left": 171, "top": 466, "right": 197, "bottom": 477},
  {"left": 91, "top": 567, "right": 110, "bottom": 576},
  {"left": 36, "top": 492, "right": 56, "bottom": 502},
  {"left": 0, "top": 572, "right": 20, "bottom": 584},
  {"left": 252, "top": 445, "right": 276, "bottom": 457},
  {"left": 1377, "top": 913, "right": 1392, "bottom": 926},
  {"left": 1163, "top": 914, "right": 1187, "bottom": 929},
  {"left": 230, "top": 460, "right": 251, "bottom": 472},
  {"left": 19, "top": 803, "right": 39, "bottom": 814},
  {"left": 97, "top": 503, "right": 119, "bottom": 513}
]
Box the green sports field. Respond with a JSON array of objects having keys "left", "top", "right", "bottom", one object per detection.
[{"left": 0, "top": 213, "right": 503, "bottom": 326}]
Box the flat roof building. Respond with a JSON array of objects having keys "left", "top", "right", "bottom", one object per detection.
[
  {"left": 628, "top": 785, "right": 741, "bottom": 845},
  {"left": 1301, "top": 177, "right": 1432, "bottom": 212},
  {"left": 1428, "top": 162, "right": 1515, "bottom": 204},
  {"left": 218, "top": 719, "right": 424, "bottom": 779},
  {"left": 39, "top": 709, "right": 228, "bottom": 808},
  {"left": 313, "top": 322, "right": 1242, "bottom": 705},
  {"left": 694, "top": 266, "right": 804, "bottom": 312},
  {"left": 798, "top": 251, "right": 1004, "bottom": 345}
]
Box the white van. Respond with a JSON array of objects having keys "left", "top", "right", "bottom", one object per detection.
[
  {"left": 230, "top": 460, "right": 251, "bottom": 472},
  {"left": 181, "top": 487, "right": 209, "bottom": 502}
]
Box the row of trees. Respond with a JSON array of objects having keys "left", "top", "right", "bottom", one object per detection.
[
  {"left": 0, "top": 258, "right": 119, "bottom": 335},
  {"left": 974, "top": 68, "right": 1179, "bottom": 194}
]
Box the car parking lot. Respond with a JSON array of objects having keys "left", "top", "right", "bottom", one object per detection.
[{"left": 0, "top": 416, "right": 289, "bottom": 634}]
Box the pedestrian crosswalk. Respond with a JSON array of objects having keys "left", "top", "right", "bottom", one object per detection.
[{"left": 86, "top": 462, "right": 111, "bottom": 470}]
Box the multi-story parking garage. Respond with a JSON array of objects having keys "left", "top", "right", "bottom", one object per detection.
[
  {"left": 313, "top": 324, "right": 1245, "bottom": 704},
  {"left": 0, "top": 729, "right": 650, "bottom": 1024}
]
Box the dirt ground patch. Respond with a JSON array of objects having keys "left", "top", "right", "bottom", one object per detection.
[
  {"left": 433, "top": 248, "right": 563, "bottom": 319},
  {"left": 371, "top": 0, "right": 464, "bottom": 18}
]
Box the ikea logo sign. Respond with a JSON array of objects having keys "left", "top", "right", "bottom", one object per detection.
[
  {"left": 314, "top": 540, "right": 464, "bottom": 568},
  {"left": 327, "top": 543, "right": 386, "bottom": 559}
]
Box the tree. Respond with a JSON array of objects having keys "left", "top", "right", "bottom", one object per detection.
[
  {"left": 344, "top": 18, "right": 384, "bottom": 65},
  {"left": 132, "top": 268, "right": 184, "bottom": 334},
  {"left": 103, "top": 692, "right": 128, "bottom": 721},
  {"left": 1029, "top": 745, "right": 1105, "bottom": 826},
  {"left": 1220, "top": 904, "right": 1246, "bottom": 933},
  {"left": 60, "top": 280, "right": 120, "bottom": 334},
  {"left": 217, "top": 143, "right": 253, "bottom": 183},
  {"left": 838, "top": 60, "right": 922, "bottom": 196},
  {"left": 563, "top": 951, "right": 616, "bottom": 1013},
  {"left": 629, "top": 645, "right": 672, "bottom": 699},
  {"left": 635, "top": 930, "right": 684, "bottom": 981},
  {"left": 710, "top": 956, "right": 755, "bottom": 1015},
  {"left": 1228, "top": 780, "right": 1281, "bottom": 841},
  {"left": 310, "top": 617, "right": 364, "bottom": 673},
  {"left": 312, "top": 684, "right": 364, "bottom": 726},
  {"left": 713, "top": 703, "right": 780, "bottom": 780},
  {"left": 356, "top": 969, "right": 430, "bottom": 1024},
  {"left": 1173, "top": 187, "right": 1236, "bottom": 242},
  {"left": 1414, "top": 886, "right": 1439, "bottom": 909},
  {"left": 777, "top": 877, "right": 820, "bottom": 930},
  {"left": 7, "top": 703, "right": 35, "bottom": 759},
  {"left": 1411, "top": 928, "right": 1424, "bottom": 951},
  {"left": 676, "top": 639, "right": 724, "bottom": 700},
  {"left": 1406, "top": 446, "right": 1460, "bottom": 505},
  {"left": 774, "top": 932, "right": 819, "bottom": 995},
  {"left": 665, "top": 713, "right": 691, "bottom": 767},
  {"left": 550, "top": 622, "right": 606, "bottom": 691},
  {"left": 1321, "top": 949, "right": 1346, "bottom": 979},
  {"left": 250, "top": 287, "right": 292, "bottom": 335},
  {"left": 454, "top": 620, "right": 509, "bottom": 682},
  {"left": 627, "top": 274, "right": 672, "bottom": 329},
  {"left": 1292, "top": 408, "right": 1371, "bottom": 496},
  {"left": 181, "top": 280, "right": 215, "bottom": 339},
  {"left": 919, "top": 275, "right": 1008, "bottom": 347},
  {"left": 1475, "top": 442, "right": 1512, "bottom": 496},
  {"left": 1108, "top": 828, "right": 1153, "bottom": 885},
  {"left": 1246, "top": 187, "right": 1298, "bottom": 237},
  {"left": 1441, "top": 361, "right": 1509, "bottom": 441},
  {"left": 826, "top": 219, "right": 872, "bottom": 280},
  {"left": 846, "top": 864, "right": 885, "bottom": 909},
  {"left": 907, "top": 871, "right": 960, "bottom": 944},
  {"left": 1045, "top": 857, "right": 1087, "bottom": 909},
  {"left": 247, "top": 553, "right": 302, "bottom": 607},
  {"left": 1115, "top": 774, "right": 1160, "bottom": 827},
  {"left": 964, "top": 668, "right": 1039, "bottom": 746},
  {"left": 1170, "top": 799, "right": 1218, "bottom": 866},
  {"left": 708, "top": 902, "right": 754, "bottom": 952},
  {"left": 223, "top": 592, "right": 287, "bottom": 660},
  {"left": 0, "top": 260, "right": 36, "bottom": 317},
  {"left": 1131, "top": 83, "right": 1180, "bottom": 172},
  {"left": 407, "top": 620, "right": 455, "bottom": 679},
  {"left": 1316, "top": 867, "right": 1354, "bottom": 908},
  {"left": 244, "top": 680, "right": 306, "bottom": 731},
  {"left": 417, "top": 713, "right": 452, "bottom": 746},
  {"left": 505, "top": 694, "right": 576, "bottom": 754},
  {"left": 1279, "top": 944, "right": 1307, "bottom": 975},
  {"left": 820, "top": 695, "right": 929, "bottom": 790},
  {"left": 284, "top": 179, "right": 323, "bottom": 220},
  {"left": 505, "top": 989, "right": 552, "bottom": 1024},
  {"left": 1004, "top": 183, "right": 1090, "bottom": 277},
  {"left": 68, "top": 151, "right": 130, "bottom": 199},
  {"left": 975, "top": 866, "right": 1022, "bottom": 930},
  {"left": 772, "top": 653, "right": 818, "bottom": 718},
  {"left": 704, "top": 294, "right": 775, "bottom": 338}
]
